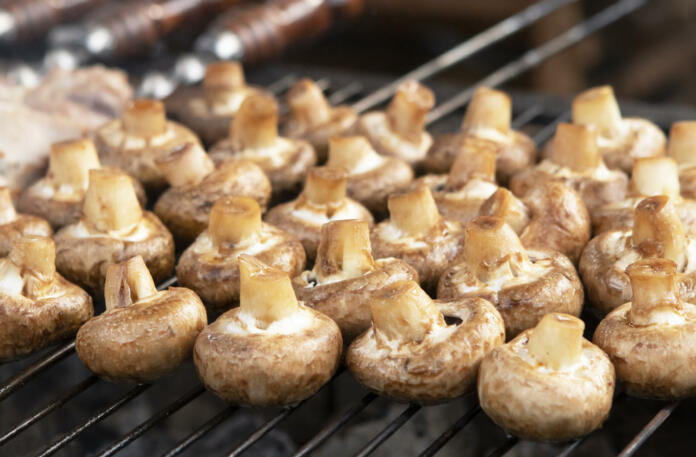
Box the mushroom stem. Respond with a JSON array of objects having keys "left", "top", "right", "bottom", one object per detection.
[
  {"left": 230, "top": 94, "right": 278, "bottom": 149},
  {"left": 386, "top": 81, "right": 434, "bottom": 143},
  {"left": 156, "top": 143, "right": 215, "bottom": 187},
  {"left": 630, "top": 157, "right": 680, "bottom": 198},
  {"left": 302, "top": 167, "right": 347, "bottom": 205},
  {"left": 388, "top": 185, "right": 441, "bottom": 237},
  {"left": 0, "top": 187, "right": 17, "bottom": 224},
  {"left": 550, "top": 123, "right": 602, "bottom": 172},
  {"left": 9, "top": 236, "right": 55, "bottom": 281},
  {"left": 327, "top": 136, "right": 382, "bottom": 172},
  {"left": 668, "top": 121, "right": 696, "bottom": 166},
  {"left": 104, "top": 256, "right": 158, "bottom": 311},
  {"left": 204, "top": 61, "right": 245, "bottom": 104},
  {"left": 122, "top": 99, "right": 167, "bottom": 138},
  {"left": 627, "top": 258, "right": 683, "bottom": 326},
  {"left": 526, "top": 313, "right": 585, "bottom": 370},
  {"left": 571, "top": 85, "right": 623, "bottom": 139},
  {"left": 287, "top": 79, "right": 332, "bottom": 128},
  {"left": 461, "top": 87, "right": 511, "bottom": 136},
  {"left": 462, "top": 216, "right": 528, "bottom": 283},
  {"left": 49, "top": 139, "right": 100, "bottom": 189},
  {"left": 446, "top": 141, "right": 497, "bottom": 189},
  {"left": 238, "top": 255, "right": 300, "bottom": 327},
  {"left": 633, "top": 196, "right": 687, "bottom": 269},
  {"left": 314, "top": 220, "right": 374, "bottom": 281},
  {"left": 209, "top": 196, "right": 261, "bottom": 248},
  {"left": 82, "top": 169, "right": 142, "bottom": 233},
  {"left": 479, "top": 188, "right": 530, "bottom": 234}
]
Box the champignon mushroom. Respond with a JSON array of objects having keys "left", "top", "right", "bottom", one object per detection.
[
  {"left": 95, "top": 99, "right": 201, "bottom": 195},
  {"left": 346, "top": 280, "right": 505, "bottom": 404},
  {"left": 194, "top": 255, "right": 342, "bottom": 406},
  {"left": 54, "top": 169, "right": 175, "bottom": 296},
  {"left": 478, "top": 313, "right": 615, "bottom": 441},
  {"left": 370, "top": 184, "right": 465, "bottom": 291},
  {"left": 438, "top": 216, "right": 583, "bottom": 337},
  {"left": 355, "top": 81, "right": 434, "bottom": 167},
  {"left": 176, "top": 196, "right": 305, "bottom": 314},
  {"left": 667, "top": 121, "right": 696, "bottom": 199},
  {"left": 76, "top": 256, "right": 206, "bottom": 382},
  {"left": 0, "top": 186, "right": 52, "bottom": 258},
  {"left": 209, "top": 93, "right": 316, "bottom": 195},
  {"left": 18, "top": 138, "right": 146, "bottom": 230},
  {"left": 293, "top": 220, "right": 418, "bottom": 341},
  {"left": 265, "top": 167, "right": 373, "bottom": 260},
  {"left": 425, "top": 87, "right": 536, "bottom": 184},
  {"left": 510, "top": 122, "right": 629, "bottom": 215},
  {"left": 0, "top": 236, "right": 93, "bottom": 361},
  {"left": 153, "top": 142, "right": 271, "bottom": 246},
  {"left": 282, "top": 79, "right": 358, "bottom": 162}
]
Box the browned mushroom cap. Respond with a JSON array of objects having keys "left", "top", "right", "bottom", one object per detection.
[
  {"left": 326, "top": 136, "right": 413, "bottom": 215},
  {"left": 0, "top": 187, "right": 52, "bottom": 257},
  {"left": 265, "top": 167, "right": 373, "bottom": 260},
  {"left": 569, "top": 85, "right": 665, "bottom": 173},
  {"left": 194, "top": 255, "right": 342, "bottom": 406},
  {"left": 293, "top": 220, "right": 418, "bottom": 341},
  {"left": 76, "top": 256, "right": 206, "bottom": 382},
  {"left": 668, "top": 121, "right": 696, "bottom": 200},
  {"left": 54, "top": 169, "right": 175, "bottom": 296},
  {"left": 346, "top": 280, "right": 504, "bottom": 404},
  {"left": 371, "top": 185, "right": 465, "bottom": 291},
  {"left": 438, "top": 216, "right": 583, "bottom": 337},
  {"left": 479, "top": 313, "right": 614, "bottom": 441},
  {"left": 425, "top": 87, "right": 536, "bottom": 183},
  {"left": 176, "top": 196, "right": 305, "bottom": 314},
  {"left": 282, "top": 79, "right": 358, "bottom": 162},
  {"left": 356, "top": 81, "right": 434, "bottom": 166},
  {"left": 153, "top": 143, "right": 271, "bottom": 246},
  {"left": 0, "top": 236, "right": 93, "bottom": 361}
]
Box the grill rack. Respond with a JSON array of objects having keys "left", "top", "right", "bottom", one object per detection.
[{"left": 0, "top": 0, "right": 688, "bottom": 455}]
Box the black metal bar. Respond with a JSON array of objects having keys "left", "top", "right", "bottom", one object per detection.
[
  {"left": 159, "top": 406, "right": 237, "bottom": 457},
  {"left": 417, "top": 404, "right": 482, "bottom": 457},
  {"left": 511, "top": 105, "right": 545, "bottom": 129},
  {"left": 327, "top": 81, "right": 363, "bottom": 106},
  {"left": 556, "top": 438, "right": 584, "bottom": 457},
  {"left": 353, "top": 404, "right": 421, "bottom": 457},
  {"left": 617, "top": 401, "right": 680, "bottom": 457},
  {"left": 532, "top": 111, "right": 571, "bottom": 145},
  {"left": 485, "top": 436, "right": 519, "bottom": 457},
  {"left": 227, "top": 407, "right": 296, "bottom": 457},
  {"left": 157, "top": 276, "right": 178, "bottom": 290},
  {"left": 265, "top": 74, "right": 299, "bottom": 95}
]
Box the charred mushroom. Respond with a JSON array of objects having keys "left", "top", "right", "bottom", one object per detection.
[
  {"left": 667, "top": 121, "right": 696, "bottom": 199},
  {"left": 0, "top": 186, "right": 52, "bottom": 257}
]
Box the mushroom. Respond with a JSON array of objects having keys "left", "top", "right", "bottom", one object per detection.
[
  {"left": 667, "top": 121, "right": 696, "bottom": 199},
  {"left": 425, "top": 87, "right": 536, "bottom": 184},
  {"left": 370, "top": 184, "right": 465, "bottom": 291},
  {"left": 282, "top": 79, "right": 358, "bottom": 162},
  {"left": 346, "top": 280, "right": 505, "bottom": 404},
  {"left": 437, "top": 216, "right": 584, "bottom": 337},
  {"left": 95, "top": 99, "right": 201, "bottom": 195},
  {"left": 18, "top": 138, "right": 146, "bottom": 230},
  {"left": 326, "top": 136, "right": 413, "bottom": 215},
  {"left": 76, "top": 256, "right": 206, "bottom": 382},
  {"left": 209, "top": 93, "right": 316, "bottom": 195},
  {"left": 355, "top": 81, "right": 434, "bottom": 167},
  {"left": 293, "top": 220, "right": 418, "bottom": 341},
  {"left": 594, "top": 258, "right": 696, "bottom": 399},
  {"left": 176, "top": 196, "right": 305, "bottom": 314},
  {"left": 0, "top": 236, "right": 93, "bottom": 361},
  {"left": 580, "top": 195, "right": 696, "bottom": 314},
  {"left": 510, "top": 122, "right": 629, "bottom": 215},
  {"left": 153, "top": 142, "right": 271, "bottom": 246},
  {"left": 0, "top": 186, "right": 52, "bottom": 257},
  {"left": 265, "top": 167, "right": 373, "bottom": 260},
  {"left": 54, "top": 169, "right": 175, "bottom": 296},
  {"left": 194, "top": 255, "right": 342, "bottom": 406},
  {"left": 478, "top": 313, "right": 615, "bottom": 441}
]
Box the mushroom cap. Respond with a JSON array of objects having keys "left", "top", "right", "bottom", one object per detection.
[
  {"left": 76, "top": 287, "right": 206, "bottom": 382},
  {"left": 0, "top": 215, "right": 52, "bottom": 257},
  {"left": 356, "top": 111, "right": 433, "bottom": 166},
  {"left": 415, "top": 174, "right": 499, "bottom": 226},
  {"left": 346, "top": 296, "right": 505, "bottom": 404},
  {"left": 592, "top": 197, "right": 696, "bottom": 238},
  {"left": 478, "top": 328, "right": 614, "bottom": 441},
  {"left": 679, "top": 166, "right": 696, "bottom": 200},
  {"left": 597, "top": 118, "right": 666, "bottom": 173},
  {"left": 283, "top": 105, "right": 358, "bottom": 161},
  {"left": 342, "top": 156, "right": 414, "bottom": 216}
]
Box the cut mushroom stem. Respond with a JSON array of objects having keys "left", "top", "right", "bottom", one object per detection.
[
  {"left": 327, "top": 136, "right": 381, "bottom": 172},
  {"left": 388, "top": 185, "right": 441, "bottom": 237},
  {"left": 156, "top": 143, "right": 215, "bottom": 187},
  {"left": 633, "top": 196, "right": 686, "bottom": 268},
  {"left": 287, "top": 79, "right": 332, "bottom": 128},
  {"left": 462, "top": 87, "right": 511, "bottom": 135},
  {"left": 0, "top": 187, "right": 17, "bottom": 224},
  {"left": 9, "top": 236, "right": 56, "bottom": 281},
  {"left": 631, "top": 157, "right": 680, "bottom": 198},
  {"left": 315, "top": 220, "right": 374, "bottom": 280},
  {"left": 209, "top": 196, "right": 261, "bottom": 248},
  {"left": 204, "top": 61, "right": 245, "bottom": 103},
  {"left": 626, "top": 258, "right": 683, "bottom": 326},
  {"left": 668, "top": 121, "right": 696, "bottom": 166},
  {"left": 446, "top": 142, "right": 497, "bottom": 189},
  {"left": 526, "top": 313, "right": 585, "bottom": 370},
  {"left": 83, "top": 169, "right": 142, "bottom": 233},
  {"left": 479, "top": 188, "right": 530, "bottom": 234},
  {"left": 303, "top": 166, "right": 347, "bottom": 205},
  {"left": 386, "top": 81, "right": 434, "bottom": 143},
  {"left": 104, "top": 256, "right": 158, "bottom": 311},
  {"left": 463, "top": 216, "right": 528, "bottom": 283},
  {"left": 49, "top": 138, "right": 100, "bottom": 189},
  {"left": 230, "top": 94, "right": 278, "bottom": 149},
  {"left": 571, "top": 85, "right": 623, "bottom": 139},
  {"left": 122, "top": 99, "right": 167, "bottom": 137},
  {"left": 550, "top": 123, "right": 602, "bottom": 172}
]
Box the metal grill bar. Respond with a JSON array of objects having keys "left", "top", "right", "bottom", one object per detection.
[
  {"left": 227, "top": 407, "right": 298, "bottom": 457},
  {"left": 485, "top": 436, "right": 519, "bottom": 457},
  {"left": 353, "top": 404, "right": 421, "bottom": 457},
  {"left": 160, "top": 407, "right": 238, "bottom": 457},
  {"left": 532, "top": 112, "right": 571, "bottom": 144},
  {"left": 556, "top": 438, "right": 584, "bottom": 457},
  {"left": 417, "top": 404, "right": 482, "bottom": 457},
  {"left": 617, "top": 401, "right": 680, "bottom": 457},
  {"left": 265, "top": 75, "right": 300, "bottom": 95},
  {"left": 327, "top": 82, "right": 363, "bottom": 106}
]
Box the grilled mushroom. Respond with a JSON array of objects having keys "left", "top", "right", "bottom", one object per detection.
[
  {"left": 293, "top": 220, "right": 418, "bottom": 341},
  {"left": 667, "top": 121, "right": 696, "bottom": 199},
  {"left": 194, "top": 255, "right": 342, "bottom": 406},
  {"left": 0, "top": 236, "right": 93, "bottom": 361},
  {"left": 346, "top": 280, "right": 505, "bottom": 404},
  {"left": 176, "top": 196, "right": 305, "bottom": 314},
  {"left": 0, "top": 187, "right": 52, "bottom": 257},
  {"left": 54, "top": 169, "right": 175, "bottom": 296},
  {"left": 478, "top": 313, "right": 615, "bottom": 441},
  {"left": 76, "top": 256, "right": 206, "bottom": 382},
  {"left": 153, "top": 142, "right": 271, "bottom": 246},
  {"left": 438, "top": 216, "right": 583, "bottom": 337},
  {"left": 209, "top": 93, "right": 316, "bottom": 195},
  {"left": 425, "top": 87, "right": 536, "bottom": 184}
]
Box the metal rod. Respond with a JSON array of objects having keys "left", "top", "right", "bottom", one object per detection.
[
  {"left": 485, "top": 436, "right": 519, "bottom": 457},
  {"left": 227, "top": 408, "right": 297, "bottom": 457},
  {"left": 417, "top": 404, "right": 482, "bottom": 457},
  {"left": 556, "top": 438, "right": 584, "bottom": 457},
  {"left": 617, "top": 401, "right": 680, "bottom": 457},
  {"left": 353, "top": 404, "right": 421, "bottom": 457},
  {"left": 327, "top": 81, "right": 363, "bottom": 106},
  {"left": 510, "top": 105, "right": 545, "bottom": 130},
  {"left": 265, "top": 74, "right": 300, "bottom": 95},
  {"left": 159, "top": 406, "right": 237, "bottom": 457},
  {"left": 532, "top": 111, "right": 571, "bottom": 145}
]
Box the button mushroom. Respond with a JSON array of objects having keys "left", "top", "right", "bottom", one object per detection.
[
  {"left": 425, "top": 87, "right": 536, "bottom": 184},
  {"left": 438, "top": 216, "right": 583, "bottom": 337},
  {"left": 293, "top": 219, "right": 418, "bottom": 341},
  {"left": 209, "top": 93, "right": 316, "bottom": 195},
  {"left": 153, "top": 142, "right": 271, "bottom": 246},
  {"left": 0, "top": 236, "right": 93, "bottom": 361},
  {"left": 194, "top": 255, "right": 342, "bottom": 406},
  {"left": 76, "top": 256, "right": 206, "bottom": 382},
  {"left": 478, "top": 313, "right": 615, "bottom": 441},
  {"left": 0, "top": 186, "right": 52, "bottom": 257},
  {"left": 346, "top": 280, "right": 505, "bottom": 404},
  {"left": 667, "top": 121, "right": 696, "bottom": 199},
  {"left": 54, "top": 169, "right": 175, "bottom": 296},
  {"left": 176, "top": 196, "right": 305, "bottom": 314}
]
